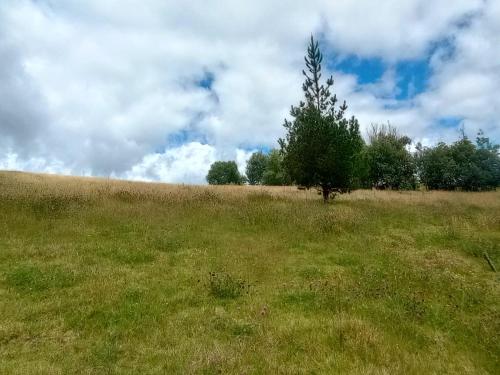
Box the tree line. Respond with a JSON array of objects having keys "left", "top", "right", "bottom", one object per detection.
[{"left": 207, "top": 36, "right": 500, "bottom": 199}]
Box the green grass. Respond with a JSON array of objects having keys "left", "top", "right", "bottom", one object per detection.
[{"left": 0, "top": 171, "right": 499, "bottom": 374}]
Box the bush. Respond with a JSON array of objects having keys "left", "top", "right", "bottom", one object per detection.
[
  {"left": 365, "top": 124, "right": 416, "bottom": 190},
  {"left": 207, "top": 271, "right": 250, "bottom": 299}
]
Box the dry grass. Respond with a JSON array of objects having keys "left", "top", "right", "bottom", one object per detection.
[
  {"left": 0, "top": 170, "right": 499, "bottom": 374},
  {"left": 344, "top": 188, "right": 500, "bottom": 207},
  {"left": 3, "top": 170, "right": 499, "bottom": 206},
  {"left": 0, "top": 170, "right": 322, "bottom": 205}
]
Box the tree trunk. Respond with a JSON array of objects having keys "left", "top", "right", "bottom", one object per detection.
[{"left": 322, "top": 187, "right": 330, "bottom": 203}]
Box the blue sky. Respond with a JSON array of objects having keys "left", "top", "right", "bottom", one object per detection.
[
  {"left": 330, "top": 55, "right": 431, "bottom": 100},
  {"left": 0, "top": 0, "right": 499, "bottom": 183}
]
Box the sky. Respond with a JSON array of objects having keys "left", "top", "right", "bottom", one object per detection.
[{"left": 1, "top": 0, "right": 499, "bottom": 184}]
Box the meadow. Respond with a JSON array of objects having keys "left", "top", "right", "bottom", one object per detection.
[{"left": 0, "top": 170, "right": 499, "bottom": 374}]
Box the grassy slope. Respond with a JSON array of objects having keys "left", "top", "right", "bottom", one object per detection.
[{"left": 0, "top": 171, "right": 499, "bottom": 374}]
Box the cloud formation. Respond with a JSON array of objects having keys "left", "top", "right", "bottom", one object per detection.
[{"left": 0, "top": 0, "right": 498, "bottom": 183}]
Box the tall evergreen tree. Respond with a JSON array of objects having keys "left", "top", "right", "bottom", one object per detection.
[{"left": 279, "top": 36, "right": 363, "bottom": 201}]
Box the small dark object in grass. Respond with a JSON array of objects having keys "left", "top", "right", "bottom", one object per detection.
[{"left": 207, "top": 271, "right": 250, "bottom": 299}]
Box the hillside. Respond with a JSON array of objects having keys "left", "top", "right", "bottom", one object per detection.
[{"left": 0, "top": 171, "right": 499, "bottom": 374}]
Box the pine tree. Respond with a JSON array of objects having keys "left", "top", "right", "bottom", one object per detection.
[{"left": 279, "top": 36, "right": 363, "bottom": 201}]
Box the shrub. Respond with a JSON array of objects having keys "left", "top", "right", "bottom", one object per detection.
[{"left": 207, "top": 271, "right": 250, "bottom": 299}]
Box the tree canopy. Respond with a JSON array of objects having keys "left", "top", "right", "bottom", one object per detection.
[
  {"left": 206, "top": 161, "right": 244, "bottom": 185},
  {"left": 246, "top": 151, "right": 268, "bottom": 185},
  {"left": 416, "top": 131, "right": 500, "bottom": 191},
  {"left": 365, "top": 124, "right": 416, "bottom": 190},
  {"left": 262, "top": 149, "right": 290, "bottom": 186}
]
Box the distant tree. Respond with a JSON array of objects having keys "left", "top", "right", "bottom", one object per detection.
[
  {"left": 474, "top": 130, "right": 500, "bottom": 189},
  {"left": 450, "top": 137, "right": 481, "bottom": 191},
  {"left": 476, "top": 129, "right": 498, "bottom": 152},
  {"left": 279, "top": 36, "right": 364, "bottom": 201},
  {"left": 416, "top": 142, "right": 457, "bottom": 190},
  {"left": 246, "top": 151, "right": 268, "bottom": 185},
  {"left": 365, "top": 124, "right": 416, "bottom": 189},
  {"left": 206, "top": 161, "right": 244, "bottom": 185},
  {"left": 262, "top": 149, "right": 291, "bottom": 186},
  {"left": 416, "top": 130, "right": 500, "bottom": 191}
]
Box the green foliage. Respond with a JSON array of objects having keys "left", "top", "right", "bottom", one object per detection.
[
  {"left": 416, "top": 142, "right": 456, "bottom": 190},
  {"left": 474, "top": 130, "right": 500, "bottom": 189},
  {"left": 246, "top": 151, "right": 268, "bottom": 185},
  {"left": 246, "top": 149, "right": 291, "bottom": 186},
  {"left": 262, "top": 149, "right": 290, "bottom": 185},
  {"left": 416, "top": 130, "right": 500, "bottom": 191},
  {"left": 351, "top": 146, "right": 371, "bottom": 189},
  {"left": 279, "top": 36, "right": 364, "bottom": 200},
  {"left": 206, "top": 161, "right": 244, "bottom": 185},
  {"left": 365, "top": 124, "right": 417, "bottom": 190}
]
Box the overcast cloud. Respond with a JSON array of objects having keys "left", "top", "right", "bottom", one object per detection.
[{"left": 0, "top": 0, "right": 498, "bottom": 183}]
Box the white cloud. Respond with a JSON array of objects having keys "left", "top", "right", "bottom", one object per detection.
[
  {"left": 123, "top": 142, "right": 216, "bottom": 184},
  {"left": 235, "top": 149, "right": 255, "bottom": 176},
  {"left": 0, "top": 0, "right": 498, "bottom": 183},
  {"left": 320, "top": 0, "right": 483, "bottom": 60},
  {"left": 417, "top": 0, "right": 500, "bottom": 140},
  {"left": 0, "top": 152, "right": 72, "bottom": 175},
  {"left": 122, "top": 142, "right": 255, "bottom": 184}
]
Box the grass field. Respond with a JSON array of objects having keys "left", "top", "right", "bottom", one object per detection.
[{"left": 0, "top": 170, "right": 499, "bottom": 374}]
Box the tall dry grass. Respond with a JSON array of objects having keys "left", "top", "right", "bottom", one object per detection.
[{"left": 2, "top": 170, "right": 499, "bottom": 208}]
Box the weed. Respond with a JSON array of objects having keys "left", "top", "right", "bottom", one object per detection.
[{"left": 207, "top": 271, "right": 251, "bottom": 299}]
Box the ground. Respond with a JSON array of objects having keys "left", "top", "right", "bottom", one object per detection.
[{"left": 0, "top": 171, "right": 499, "bottom": 374}]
